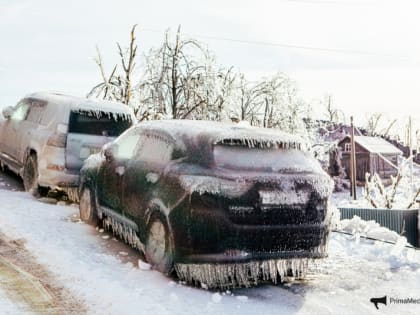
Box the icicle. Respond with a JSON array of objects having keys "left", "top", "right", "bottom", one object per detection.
[
  {"left": 175, "top": 257, "right": 311, "bottom": 289},
  {"left": 61, "top": 187, "right": 79, "bottom": 203},
  {"left": 101, "top": 215, "right": 145, "bottom": 253}
]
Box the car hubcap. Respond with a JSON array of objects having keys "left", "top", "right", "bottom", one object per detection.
[{"left": 147, "top": 221, "right": 166, "bottom": 263}]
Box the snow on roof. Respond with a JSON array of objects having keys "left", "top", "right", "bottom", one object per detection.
[
  {"left": 349, "top": 136, "right": 403, "bottom": 155},
  {"left": 138, "top": 120, "right": 305, "bottom": 150},
  {"left": 27, "top": 91, "right": 133, "bottom": 116}
]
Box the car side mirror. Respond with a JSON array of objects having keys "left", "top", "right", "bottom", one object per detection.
[
  {"left": 104, "top": 144, "right": 118, "bottom": 161},
  {"left": 2, "top": 106, "right": 13, "bottom": 120}
]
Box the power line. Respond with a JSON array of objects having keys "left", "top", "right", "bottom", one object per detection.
[
  {"left": 139, "top": 27, "right": 414, "bottom": 62},
  {"left": 282, "top": 0, "right": 380, "bottom": 5},
  {"left": 333, "top": 230, "right": 418, "bottom": 249}
]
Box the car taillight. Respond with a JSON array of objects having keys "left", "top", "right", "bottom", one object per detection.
[
  {"left": 46, "top": 163, "right": 65, "bottom": 171},
  {"left": 47, "top": 123, "right": 68, "bottom": 147},
  {"left": 47, "top": 134, "right": 67, "bottom": 147}
]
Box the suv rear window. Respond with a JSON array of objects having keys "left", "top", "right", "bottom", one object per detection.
[
  {"left": 213, "top": 145, "right": 323, "bottom": 173},
  {"left": 68, "top": 111, "right": 132, "bottom": 137}
]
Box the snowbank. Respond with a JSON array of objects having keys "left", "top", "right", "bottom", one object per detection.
[
  {"left": 336, "top": 216, "right": 420, "bottom": 270},
  {"left": 339, "top": 216, "right": 403, "bottom": 244}
]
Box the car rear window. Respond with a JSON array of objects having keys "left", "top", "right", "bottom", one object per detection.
[
  {"left": 68, "top": 111, "right": 132, "bottom": 137},
  {"left": 213, "top": 145, "right": 323, "bottom": 173}
]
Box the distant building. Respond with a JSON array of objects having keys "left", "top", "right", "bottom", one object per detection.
[
  {"left": 337, "top": 136, "right": 403, "bottom": 181},
  {"left": 318, "top": 123, "right": 363, "bottom": 142}
]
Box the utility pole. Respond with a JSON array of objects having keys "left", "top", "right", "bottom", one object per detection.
[
  {"left": 409, "top": 116, "right": 413, "bottom": 188},
  {"left": 350, "top": 116, "right": 357, "bottom": 200}
]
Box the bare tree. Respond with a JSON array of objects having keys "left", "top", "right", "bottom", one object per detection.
[
  {"left": 227, "top": 74, "right": 265, "bottom": 124},
  {"left": 88, "top": 24, "right": 138, "bottom": 106},
  {"left": 226, "top": 72, "right": 313, "bottom": 139},
  {"left": 364, "top": 112, "right": 397, "bottom": 137},
  {"left": 192, "top": 66, "right": 237, "bottom": 121},
  {"left": 117, "top": 25, "right": 138, "bottom": 105},
  {"left": 87, "top": 24, "right": 314, "bottom": 137},
  {"left": 366, "top": 113, "right": 383, "bottom": 136},
  {"left": 261, "top": 74, "right": 289, "bottom": 128},
  {"left": 323, "top": 95, "right": 343, "bottom": 124},
  {"left": 263, "top": 76, "right": 309, "bottom": 135},
  {"left": 139, "top": 26, "right": 226, "bottom": 120}
]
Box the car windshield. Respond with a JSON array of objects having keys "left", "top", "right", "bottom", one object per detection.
[
  {"left": 213, "top": 145, "right": 323, "bottom": 173},
  {"left": 68, "top": 111, "right": 132, "bottom": 137}
]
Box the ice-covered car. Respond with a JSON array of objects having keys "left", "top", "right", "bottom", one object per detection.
[
  {"left": 0, "top": 92, "right": 134, "bottom": 198},
  {"left": 79, "top": 120, "right": 333, "bottom": 288}
]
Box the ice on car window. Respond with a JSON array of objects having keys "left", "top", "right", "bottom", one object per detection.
[
  {"left": 68, "top": 110, "right": 132, "bottom": 137},
  {"left": 11, "top": 102, "right": 30, "bottom": 121},
  {"left": 213, "top": 145, "right": 323, "bottom": 173},
  {"left": 114, "top": 130, "right": 140, "bottom": 160},
  {"left": 136, "top": 135, "right": 173, "bottom": 163}
]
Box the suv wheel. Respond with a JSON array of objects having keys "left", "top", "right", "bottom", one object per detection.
[
  {"left": 79, "top": 186, "right": 98, "bottom": 226},
  {"left": 145, "top": 215, "right": 174, "bottom": 274},
  {"left": 23, "top": 154, "right": 39, "bottom": 196}
]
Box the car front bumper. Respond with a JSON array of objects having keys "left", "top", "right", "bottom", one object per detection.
[{"left": 173, "top": 221, "right": 330, "bottom": 264}]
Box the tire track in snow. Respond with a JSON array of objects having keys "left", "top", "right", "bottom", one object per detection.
[{"left": 0, "top": 232, "right": 87, "bottom": 314}]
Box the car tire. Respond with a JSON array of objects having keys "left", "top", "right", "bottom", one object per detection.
[
  {"left": 79, "top": 186, "right": 98, "bottom": 226},
  {"left": 145, "top": 215, "right": 174, "bottom": 275},
  {"left": 23, "top": 154, "right": 39, "bottom": 196}
]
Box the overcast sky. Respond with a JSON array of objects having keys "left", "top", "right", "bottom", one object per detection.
[{"left": 1, "top": 0, "right": 420, "bottom": 133}]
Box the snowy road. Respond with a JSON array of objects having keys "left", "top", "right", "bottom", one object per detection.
[{"left": 0, "top": 171, "right": 420, "bottom": 314}]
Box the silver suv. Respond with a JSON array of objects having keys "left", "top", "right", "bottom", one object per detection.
[{"left": 0, "top": 92, "right": 135, "bottom": 198}]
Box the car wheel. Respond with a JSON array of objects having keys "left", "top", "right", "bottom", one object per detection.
[
  {"left": 23, "top": 154, "right": 39, "bottom": 196},
  {"left": 79, "top": 186, "right": 98, "bottom": 226},
  {"left": 145, "top": 215, "right": 174, "bottom": 274}
]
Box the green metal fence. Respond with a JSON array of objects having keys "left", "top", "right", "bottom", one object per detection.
[{"left": 338, "top": 207, "right": 419, "bottom": 247}]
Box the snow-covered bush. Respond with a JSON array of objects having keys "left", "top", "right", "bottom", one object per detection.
[{"left": 364, "top": 158, "right": 420, "bottom": 209}]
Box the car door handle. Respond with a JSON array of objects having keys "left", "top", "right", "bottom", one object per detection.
[{"left": 115, "top": 166, "right": 125, "bottom": 176}]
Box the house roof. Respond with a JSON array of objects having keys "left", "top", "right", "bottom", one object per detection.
[{"left": 342, "top": 136, "right": 402, "bottom": 155}]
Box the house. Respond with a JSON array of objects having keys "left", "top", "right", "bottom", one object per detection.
[
  {"left": 318, "top": 122, "right": 363, "bottom": 142},
  {"left": 337, "top": 136, "right": 403, "bottom": 182}
]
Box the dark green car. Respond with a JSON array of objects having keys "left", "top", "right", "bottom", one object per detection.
[{"left": 79, "top": 120, "right": 333, "bottom": 288}]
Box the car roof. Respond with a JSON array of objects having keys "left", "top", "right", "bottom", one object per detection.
[
  {"left": 26, "top": 91, "right": 134, "bottom": 116},
  {"left": 137, "top": 120, "right": 304, "bottom": 151}
]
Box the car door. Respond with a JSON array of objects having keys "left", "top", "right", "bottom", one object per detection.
[
  {"left": 0, "top": 100, "right": 30, "bottom": 162},
  {"left": 122, "top": 132, "right": 174, "bottom": 223},
  {"left": 97, "top": 128, "right": 140, "bottom": 213},
  {"left": 16, "top": 99, "right": 47, "bottom": 163}
]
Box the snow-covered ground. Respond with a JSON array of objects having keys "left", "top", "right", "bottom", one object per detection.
[
  {"left": 0, "top": 176, "right": 419, "bottom": 314},
  {"left": 0, "top": 287, "right": 27, "bottom": 314}
]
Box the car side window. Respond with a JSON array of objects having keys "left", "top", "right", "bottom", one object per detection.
[
  {"left": 26, "top": 100, "right": 46, "bottom": 124},
  {"left": 113, "top": 129, "right": 141, "bottom": 160},
  {"left": 136, "top": 134, "right": 173, "bottom": 164},
  {"left": 11, "top": 101, "right": 30, "bottom": 121}
]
